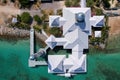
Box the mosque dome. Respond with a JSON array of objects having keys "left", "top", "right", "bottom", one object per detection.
[{"left": 76, "top": 13, "right": 85, "bottom": 22}]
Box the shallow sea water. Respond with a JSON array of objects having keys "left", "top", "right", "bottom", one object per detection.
[{"left": 0, "top": 39, "right": 120, "bottom": 80}]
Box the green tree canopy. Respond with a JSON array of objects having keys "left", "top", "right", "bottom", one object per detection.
[
  {"left": 103, "top": 0, "right": 110, "bottom": 8},
  {"left": 49, "top": 27, "right": 62, "bottom": 37},
  {"left": 10, "top": 0, "right": 15, "bottom": 2},
  {"left": 96, "top": 8, "right": 103, "bottom": 15},
  {"left": 87, "top": 0, "right": 94, "bottom": 7},
  {"left": 33, "top": 15, "right": 42, "bottom": 24},
  {"left": 65, "top": 0, "right": 80, "bottom": 7},
  {"left": 19, "top": 0, "right": 30, "bottom": 8},
  {"left": 21, "top": 12, "right": 32, "bottom": 24},
  {"left": 65, "top": 0, "right": 72, "bottom": 7}
]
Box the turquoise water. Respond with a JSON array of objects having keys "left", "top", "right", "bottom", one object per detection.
[{"left": 0, "top": 39, "right": 120, "bottom": 80}]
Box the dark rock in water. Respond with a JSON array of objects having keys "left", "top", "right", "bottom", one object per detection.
[{"left": 40, "top": 76, "right": 49, "bottom": 80}]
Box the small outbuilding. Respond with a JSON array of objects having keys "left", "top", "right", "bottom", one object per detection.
[
  {"left": 95, "top": 31, "right": 101, "bottom": 37},
  {"left": 12, "top": 17, "right": 18, "bottom": 23}
]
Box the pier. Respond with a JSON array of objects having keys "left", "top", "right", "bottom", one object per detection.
[
  {"left": 29, "top": 28, "right": 48, "bottom": 67},
  {"left": 30, "top": 28, "right": 34, "bottom": 55}
]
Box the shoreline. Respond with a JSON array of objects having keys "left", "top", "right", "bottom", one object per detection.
[
  {"left": 0, "top": 26, "right": 47, "bottom": 46},
  {"left": 0, "top": 26, "right": 29, "bottom": 38},
  {"left": 1, "top": 25, "right": 120, "bottom": 53}
]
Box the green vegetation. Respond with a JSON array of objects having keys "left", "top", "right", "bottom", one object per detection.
[
  {"left": 65, "top": 0, "right": 80, "bottom": 7},
  {"left": 10, "top": 0, "right": 15, "bottom": 2},
  {"left": 19, "top": 0, "right": 30, "bottom": 8},
  {"left": 101, "top": 25, "right": 110, "bottom": 43},
  {"left": 86, "top": 0, "right": 94, "bottom": 8},
  {"left": 102, "top": 0, "right": 110, "bottom": 8},
  {"left": 8, "top": 12, "right": 32, "bottom": 30},
  {"left": 17, "top": 15, "right": 21, "bottom": 22},
  {"left": 33, "top": 15, "right": 42, "bottom": 24},
  {"left": 65, "top": 0, "right": 72, "bottom": 7},
  {"left": 94, "top": 0, "right": 101, "bottom": 7},
  {"left": 9, "top": 22, "right": 30, "bottom": 30},
  {"left": 95, "top": 8, "right": 103, "bottom": 15},
  {"left": 57, "top": 9, "right": 62, "bottom": 16},
  {"left": 49, "top": 27, "right": 62, "bottom": 37},
  {"left": 3, "top": 0, "right": 7, "bottom": 3},
  {"left": 43, "top": 23, "right": 48, "bottom": 30},
  {"left": 21, "top": 12, "right": 32, "bottom": 24},
  {"left": 48, "top": 46, "right": 71, "bottom": 55},
  {"left": 41, "top": 9, "right": 54, "bottom": 22},
  {"left": 33, "top": 25, "right": 42, "bottom": 32},
  {"left": 87, "top": 0, "right": 110, "bottom": 8},
  {"left": 90, "top": 25, "right": 109, "bottom": 48}
]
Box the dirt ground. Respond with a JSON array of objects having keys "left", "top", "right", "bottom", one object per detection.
[
  {"left": 108, "top": 16, "right": 120, "bottom": 36},
  {"left": 0, "top": 5, "right": 20, "bottom": 25}
]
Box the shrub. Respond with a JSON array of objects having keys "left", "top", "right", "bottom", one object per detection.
[
  {"left": 65, "top": 0, "right": 80, "bottom": 7},
  {"left": 103, "top": 0, "right": 110, "bottom": 8},
  {"left": 49, "top": 27, "right": 62, "bottom": 37},
  {"left": 87, "top": 0, "right": 94, "bottom": 7},
  {"left": 57, "top": 9, "right": 62, "bottom": 16},
  {"left": 21, "top": 12, "right": 32, "bottom": 24},
  {"left": 19, "top": 0, "right": 30, "bottom": 8},
  {"left": 65, "top": 0, "right": 72, "bottom": 7},
  {"left": 33, "top": 15, "right": 42, "bottom": 24},
  {"left": 96, "top": 8, "right": 103, "bottom": 15},
  {"left": 33, "top": 25, "right": 41, "bottom": 32}
]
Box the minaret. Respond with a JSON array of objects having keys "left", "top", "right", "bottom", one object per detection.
[{"left": 81, "top": 0, "right": 86, "bottom": 8}]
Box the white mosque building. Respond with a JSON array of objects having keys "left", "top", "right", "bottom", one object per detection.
[{"left": 45, "top": 0, "right": 104, "bottom": 77}]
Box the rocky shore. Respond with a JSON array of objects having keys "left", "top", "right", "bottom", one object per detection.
[
  {"left": 0, "top": 26, "right": 29, "bottom": 38},
  {"left": 0, "top": 26, "right": 47, "bottom": 44}
]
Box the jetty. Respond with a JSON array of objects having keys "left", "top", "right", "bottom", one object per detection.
[{"left": 29, "top": 28, "right": 48, "bottom": 67}]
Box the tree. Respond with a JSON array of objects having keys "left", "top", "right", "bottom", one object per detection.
[
  {"left": 33, "top": 15, "right": 42, "bottom": 24},
  {"left": 43, "top": 23, "right": 47, "bottom": 30},
  {"left": 102, "top": 0, "right": 110, "bottom": 8},
  {"left": 17, "top": 15, "right": 21, "bottom": 22},
  {"left": 57, "top": 9, "right": 62, "bottom": 16},
  {"left": 19, "top": 0, "right": 30, "bottom": 8},
  {"left": 65, "top": 0, "right": 72, "bottom": 7},
  {"left": 96, "top": 8, "right": 103, "bottom": 15},
  {"left": 87, "top": 0, "right": 94, "bottom": 7},
  {"left": 3, "top": 0, "right": 7, "bottom": 3},
  {"left": 94, "top": 0, "right": 101, "bottom": 7},
  {"left": 21, "top": 12, "right": 32, "bottom": 24},
  {"left": 15, "top": 23, "right": 30, "bottom": 29},
  {"left": 10, "top": 0, "right": 15, "bottom": 2},
  {"left": 73, "top": 0, "right": 80, "bottom": 7},
  {"left": 33, "top": 25, "right": 41, "bottom": 32},
  {"left": 49, "top": 27, "right": 62, "bottom": 37},
  {"left": 100, "top": 25, "right": 110, "bottom": 43},
  {"left": 65, "top": 0, "right": 80, "bottom": 7}
]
